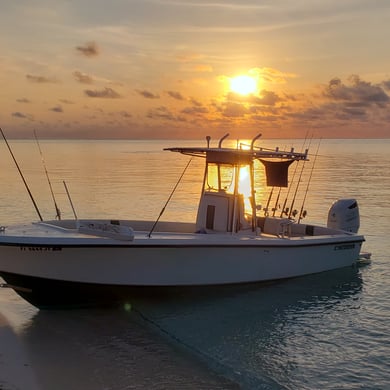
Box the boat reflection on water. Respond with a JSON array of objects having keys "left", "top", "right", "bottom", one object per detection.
[
  {"left": 131, "top": 266, "right": 364, "bottom": 389},
  {"left": 18, "top": 266, "right": 363, "bottom": 390}
]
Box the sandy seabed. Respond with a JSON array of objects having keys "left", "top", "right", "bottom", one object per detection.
[
  {"left": 0, "top": 288, "right": 238, "bottom": 390},
  {"left": 0, "top": 313, "right": 40, "bottom": 390}
]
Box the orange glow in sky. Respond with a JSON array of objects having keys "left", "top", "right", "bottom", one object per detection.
[{"left": 0, "top": 1, "right": 389, "bottom": 139}]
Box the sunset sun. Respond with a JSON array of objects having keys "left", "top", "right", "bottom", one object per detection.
[{"left": 230, "top": 75, "right": 257, "bottom": 95}]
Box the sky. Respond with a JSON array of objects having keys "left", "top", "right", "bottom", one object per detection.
[{"left": 1, "top": 0, "right": 390, "bottom": 139}]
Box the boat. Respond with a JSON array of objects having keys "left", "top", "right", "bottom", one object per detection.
[{"left": 0, "top": 133, "right": 366, "bottom": 309}]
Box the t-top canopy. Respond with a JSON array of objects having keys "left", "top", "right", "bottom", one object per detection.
[
  {"left": 165, "top": 146, "right": 308, "bottom": 165},
  {"left": 165, "top": 133, "right": 308, "bottom": 163},
  {"left": 166, "top": 134, "right": 308, "bottom": 189}
]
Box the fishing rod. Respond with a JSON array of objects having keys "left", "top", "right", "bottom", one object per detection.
[
  {"left": 272, "top": 186, "right": 282, "bottom": 217},
  {"left": 148, "top": 157, "right": 193, "bottom": 238},
  {"left": 279, "top": 169, "right": 296, "bottom": 217},
  {"left": 272, "top": 142, "right": 289, "bottom": 217},
  {"left": 63, "top": 181, "right": 78, "bottom": 220},
  {"left": 264, "top": 186, "right": 274, "bottom": 216},
  {"left": 288, "top": 136, "right": 313, "bottom": 219},
  {"left": 33, "top": 130, "right": 61, "bottom": 220},
  {"left": 0, "top": 127, "right": 43, "bottom": 221},
  {"left": 298, "top": 138, "right": 322, "bottom": 223},
  {"left": 279, "top": 133, "right": 310, "bottom": 217}
]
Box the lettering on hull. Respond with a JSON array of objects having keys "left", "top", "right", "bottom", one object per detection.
[{"left": 20, "top": 246, "right": 62, "bottom": 252}]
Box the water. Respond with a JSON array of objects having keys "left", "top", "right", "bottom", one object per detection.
[{"left": 0, "top": 138, "right": 389, "bottom": 389}]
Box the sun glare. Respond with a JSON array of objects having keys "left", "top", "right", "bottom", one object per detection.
[{"left": 230, "top": 75, "right": 257, "bottom": 95}]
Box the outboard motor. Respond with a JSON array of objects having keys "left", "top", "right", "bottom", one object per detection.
[{"left": 327, "top": 198, "right": 360, "bottom": 233}]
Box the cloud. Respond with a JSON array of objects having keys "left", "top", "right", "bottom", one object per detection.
[
  {"left": 181, "top": 99, "right": 209, "bottom": 115},
  {"left": 292, "top": 75, "right": 390, "bottom": 128},
  {"left": 221, "top": 102, "right": 249, "bottom": 117},
  {"left": 147, "top": 106, "right": 186, "bottom": 122},
  {"left": 181, "top": 106, "right": 209, "bottom": 115},
  {"left": 254, "top": 90, "right": 282, "bottom": 106},
  {"left": 288, "top": 106, "right": 327, "bottom": 121},
  {"left": 249, "top": 67, "right": 297, "bottom": 84},
  {"left": 119, "top": 110, "right": 132, "bottom": 118},
  {"left": 16, "top": 98, "right": 31, "bottom": 103},
  {"left": 73, "top": 71, "right": 94, "bottom": 84},
  {"left": 26, "top": 74, "right": 58, "bottom": 83},
  {"left": 12, "top": 112, "right": 28, "bottom": 118},
  {"left": 216, "top": 89, "right": 283, "bottom": 119},
  {"left": 324, "top": 75, "right": 389, "bottom": 107},
  {"left": 75, "top": 41, "right": 99, "bottom": 57},
  {"left": 136, "top": 89, "right": 160, "bottom": 99},
  {"left": 341, "top": 107, "right": 366, "bottom": 116},
  {"left": 84, "top": 87, "right": 121, "bottom": 98},
  {"left": 190, "top": 98, "right": 203, "bottom": 106},
  {"left": 11, "top": 112, "right": 33, "bottom": 120},
  {"left": 226, "top": 90, "right": 282, "bottom": 106},
  {"left": 49, "top": 105, "right": 63, "bottom": 113},
  {"left": 166, "top": 90, "right": 184, "bottom": 100},
  {"left": 382, "top": 80, "right": 390, "bottom": 90}
]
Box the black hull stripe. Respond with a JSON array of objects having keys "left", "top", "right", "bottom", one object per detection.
[{"left": 0, "top": 239, "right": 364, "bottom": 249}]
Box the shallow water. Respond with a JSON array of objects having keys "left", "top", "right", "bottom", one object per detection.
[
  {"left": 0, "top": 289, "right": 239, "bottom": 390},
  {"left": 0, "top": 138, "right": 389, "bottom": 389}
]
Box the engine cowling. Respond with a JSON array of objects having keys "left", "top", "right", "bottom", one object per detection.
[{"left": 327, "top": 198, "right": 360, "bottom": 233}]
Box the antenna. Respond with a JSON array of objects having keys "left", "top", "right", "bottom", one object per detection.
[
  {"left": 0, "top": 127, "right": 43, "bottom": 221},
  {"left": 33, "top": 130, "right": 61, "bottom": 220}
]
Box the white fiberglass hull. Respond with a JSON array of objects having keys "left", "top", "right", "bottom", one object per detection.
[{"left": 0, "top": 220, "right": 364, "bottom": 308}]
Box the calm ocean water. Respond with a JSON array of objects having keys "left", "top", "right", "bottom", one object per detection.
[{"left": 0, "top": 138, "right": 389, "bottom": 389}]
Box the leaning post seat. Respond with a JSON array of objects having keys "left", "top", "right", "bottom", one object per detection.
[{"left": 257, "top": 216, "right": 293, "bottom": 238}]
